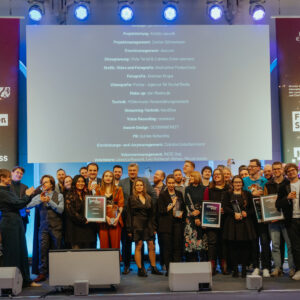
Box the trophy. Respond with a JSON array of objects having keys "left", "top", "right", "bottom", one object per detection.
[{"left": 110, "top": 205, "right": 118, "bottom": 225}]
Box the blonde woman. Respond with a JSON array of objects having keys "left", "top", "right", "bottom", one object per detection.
[{"left": 97, "top": 171, "right": 124, "bottom": 250}]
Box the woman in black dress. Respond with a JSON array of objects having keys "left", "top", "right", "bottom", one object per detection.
[
  {"left": 0, "top": 169, "right": 38, "bottom": 287},
  {"left": 223, "top": 175, "right": 256, "bottom": 277},
  {"left": 203, "top": 168, "right": 230, "bottom": 275},
  {"left": 184, "top": 171, "right": 207, "bottom": 262},
  {"left": 126, "top": 178, "right": 162, "bottom": 277},
  {"left": 65, "top": 175, "right": 98, "bottom": 249},
  {"left": 158, "top": 175, "right": 185, "bottom": 275}
]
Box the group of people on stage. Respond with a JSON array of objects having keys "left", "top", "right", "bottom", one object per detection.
[{"left": 1, "top": 158, "right": 300, "bottom": 287}]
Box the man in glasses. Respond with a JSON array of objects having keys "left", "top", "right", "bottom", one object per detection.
[{"left": 243, "top": 159, "right": 271, "bottom": 277}]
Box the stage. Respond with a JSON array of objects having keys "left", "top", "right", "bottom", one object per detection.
[{"left": 9, "top": 264, "right": 300, "bottom": 299}]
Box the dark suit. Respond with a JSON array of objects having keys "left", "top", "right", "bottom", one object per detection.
[
  {"left": 119, "top": 177, "right": 157, "bottom": 268},
  {"left": 277, "top": 179, "right": 300, "bottom": 271},
  {"left": 158, "top": 189, "right": 185, "bottom": 270},
  {"left": 10, "top": 181, "right": 29, "bottom": 232}
]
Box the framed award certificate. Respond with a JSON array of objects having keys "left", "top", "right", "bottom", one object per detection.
[
  {"left": 253, "top": 197, "right": 263, "bottom": 223},
  {"left": 260, "top": 194, "right": 284, "bottom": 222},
  {"left": 85, "top": 196, "right": 106, "bottom": 222},
  {"left": 201, "top": 201, "right": 221, "bottom": 228}
]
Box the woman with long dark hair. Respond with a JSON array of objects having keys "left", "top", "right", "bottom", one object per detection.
[
  {"left": 184, "top": 171, "right": 207, "bottom": 262},
  {"left": 96, "top": 170, "right": 124, "bottom": 250},
  {"left": 65, "top": 175, "right": 97, "bottom": 249},
  {"left": 203, "top": 168, "right": 230, "bottom": 275},
  {"left": 158, "top": 175, "right": 185, "bottom": 275},
  {"left": 223, "top": 175, "right": 256, "bottom": 277},
  {"left": 126, "top": 178, "right": 162, "bottom": 277}
]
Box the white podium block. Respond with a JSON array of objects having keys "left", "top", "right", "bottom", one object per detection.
[
  {"left": 74, "top": 280, "right": 89, "bottom": 296},
  {"left": 246, "top": 275, "right": 263, "bottom": 290},
  {"left": 169, "top": 262, "right": 212, "bottom": 292},
  {"left": 0, "top": 267, "right": 23, "bottom": 296}
]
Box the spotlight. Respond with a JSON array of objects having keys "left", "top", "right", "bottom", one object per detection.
[
  {"left": 119, "top": 1, "right": 134, "bottom": 22},
  {"left": 249, "top": 0, "right": 265, "bottom": 21},
  {"left": 28, "top": 1, "right": 44, "bottom": 22},
  {"left": 74, "top": 1, "right": 90, "bottom": 21},
  {"left": 207, "top": 1, "right": 223, "bottom": 21},
  {"left": 163, "top": 1, "right": 178, "bottom": 22}
]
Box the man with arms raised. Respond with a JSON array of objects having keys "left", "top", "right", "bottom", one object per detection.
[
  {"left": 119, "top": 163, "right": 157, "bottom": 274},
  {"left": 277, "top": 163, "right": 300, "bottom": 280},
  {"left": 243, "top": 159, "right": 271, "bottom": 277}
]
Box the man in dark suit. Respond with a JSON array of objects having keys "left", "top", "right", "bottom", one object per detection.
[
  {"left": 277, "top": 163, "right": 300, "bottom": 280},
  {"left": 86, "top": 163, "right": 101, "bottom": 195},
  {"left": 10, "top": 166, "right": 30, "bottom": 232},
  {"left": 119, "top": 163, "right": 157, "bottom": 274}
]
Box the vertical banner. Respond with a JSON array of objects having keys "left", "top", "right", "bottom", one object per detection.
[
  {"left": 276, "top": 18, "right": 300, "bottom": 163},
  {"left": 0, "top": 18, "right": 20, "bottom": 169}
]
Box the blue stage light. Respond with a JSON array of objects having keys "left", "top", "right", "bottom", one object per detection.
[
  {"left": 120, "top": 5, "right": 134, "bottom": 21},
  {"left": 74, "top": 3, "right": 89, "bottom": 20},
  {"left": 208, "top": 4, "right": 223, "bottom": 20},
  {"left": 28, "top": 5, "right": 43, "bottom": 21},
  {"left": 251, "top": 5, "right": 265, "bottom": 21},
  {"left": 163, "top": 5, "right": 177, "bottom": 21}
]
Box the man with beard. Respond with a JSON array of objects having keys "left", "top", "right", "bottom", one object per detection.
[
  {"left": 263, "top": 164, "right": 273, "bottom": 181},
  {"left": 153, "top": 170, "right": 166, "bottom": 197},
  {"left": 173, "top": 169, "right": 185, "bottom": 194},
  {"left": 113, "top": 165, "right": 123, "bottom": 186},
  {"left": 55, "top": 169, "right": 66, "bottom": 193}
]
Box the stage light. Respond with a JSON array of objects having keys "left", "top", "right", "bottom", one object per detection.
[
  {"left": 28, "top": 1, "right": 44, "bottom": 22},
  {"left": 207, "top": 1, "right": 224, "bottom": 21},
  {"left": 163, "top": 1, "right": 178, "bottom": 22},
  {"left": 74, "top": 1, "right": 90, "bottom": 21},
  {"left": 119, "top": 1, "right": 134, "bottom": 22},
  {"left": 249, "top": 0, "right": 265, "bottom": 21}
]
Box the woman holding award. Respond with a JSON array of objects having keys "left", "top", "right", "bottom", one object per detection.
[
  {"left": 126, "top": 178, "right": 162, "bottom": 277},
  {"left": 65, "top": 175, "right": 98, "bottom": 249},
  {"left": 158, "top": 175, "right": 185, "bottom": 275},
  {"left": 223, "top": 176, "right": 256, "bottom": 277},
  {"left": 184, "top": 171, "right": 207, "bottom": 262},
  {"left": 203, "top": 168, "right": 230, "bottom": 275},
  {"left": 97, "top": 171, "right": 124, "bottom": 250}
]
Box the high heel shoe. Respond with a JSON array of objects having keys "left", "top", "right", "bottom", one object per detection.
[
  {"left": 138, "top": 267, "right": 148, "bottom": 277},
  {"left": 151, "top": 266, "right": 163, "bottom": 275}
]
